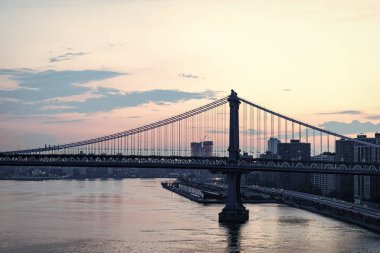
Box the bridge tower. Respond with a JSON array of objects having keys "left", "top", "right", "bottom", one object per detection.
[{"left": 218, "top": 90, "right": 249, "bottom": 223}]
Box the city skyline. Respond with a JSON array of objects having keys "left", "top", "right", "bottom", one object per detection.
[{"left": 1, "top": 0, "right": 380, "bottom": 151}]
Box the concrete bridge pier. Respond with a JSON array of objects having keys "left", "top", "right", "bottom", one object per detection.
[
  {"left": 219, "top": 90, "right": 248, "bottom": 223},
  {"left": 219, "top": 172, "right": 249, "bottom": 223}
]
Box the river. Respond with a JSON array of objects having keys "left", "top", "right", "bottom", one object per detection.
[{"left": 0, "top": 179, "right": 379, "bottom": 253}]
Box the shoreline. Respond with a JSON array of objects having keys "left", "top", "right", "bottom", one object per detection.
[{"left": 162, "top": 180, "right": 380, "bottom": 234}]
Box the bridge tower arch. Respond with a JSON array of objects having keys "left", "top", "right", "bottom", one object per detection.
[{"left": 218, "top": 90, "right": 249, "bottom": 223}]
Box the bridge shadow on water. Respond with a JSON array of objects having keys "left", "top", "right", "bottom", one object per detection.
[{"left": 220, "top": 223, "right": 245, "bottom": 253}]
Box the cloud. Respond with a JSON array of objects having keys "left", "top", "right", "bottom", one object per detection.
[
  {"left": 64, "top": 88, "right": 219, "bottom": 114},
  {"left": 319, "top": 120, "right": 380, "bottom": 135},
  {"left": 0, "top": 97, "right": 18, "bottom": 103},
  {"left": 366, "top": 115, "right": 380, "bottom": 120},
  {"left": 0, "top": 68, "right": 124, "bottom": 101},
  {"left": 49, "top": 52, "right": 88, "bottom": 63},
  {"left": 41, "top": 105, "right": 74, "bottom": 111},
  {"left": 317, "top": 110, "right": 363, "bottom": 115},
  {"left": 0, "top": 68, "right": 220, "bottom": 116},
  {"left": 282, "top": 89, "right": 292, "bottom": 92},
  {"left": 42, "top": 119, "right": 83, "bottom": 124},
  {"left": 124, "top": 116, "right": 141, "bottom": 119},
  {"left": 179, "top": 73, "right": 199, "bottom": 79}
]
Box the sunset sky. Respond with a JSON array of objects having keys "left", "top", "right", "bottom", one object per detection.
[{"left": 0, "top": 0, "right": 379, "bottom": 151}]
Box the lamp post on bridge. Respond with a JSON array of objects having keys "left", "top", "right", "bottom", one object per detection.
[{"left": 218, "top": 90, "right": 249, "bottom": 223}]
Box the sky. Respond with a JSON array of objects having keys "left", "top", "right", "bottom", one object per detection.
[{"left": 0, "top": 0, "right": 379, "bottom": 151}]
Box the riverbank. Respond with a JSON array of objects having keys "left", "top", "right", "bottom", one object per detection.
[
  {"left": 163, "top": 180, "right": 380, "bottom": 233},
  {"left": 248, "top": 186, "right": 380, "bottom": 234},
  {"left": 161, "top": 180, "right": 276, "bottom": 204}
]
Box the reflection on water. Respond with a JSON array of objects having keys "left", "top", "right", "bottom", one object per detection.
[
  {"left": 221, "top": 223, "right": 244, "bottom": 253},
  {"left": 0, "top": 179, "right": 379, "bottom": 253},
  {"left": 278, "top": 216, "right": 310, "bottom": 225}
]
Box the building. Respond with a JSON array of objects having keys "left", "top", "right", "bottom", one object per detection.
[
  {"left": 268, "top": 137, "right": 281, "bottom": 155},
  {"left": 191, "top": 142, "right": 202, "bottom": 157},
  {"left": 202, "top": 141, "right": 213, "bottom": 157},
  {"left": 311, "top": 152, "right": 335, "bottom": 195},
  {"left": 352, "top": 133, "right": 380, "bottom": 208},
  {"left": 191, "top": 141, "right": 213, "bottom": 157},
  {"left": 277, "top": 140, "right": 311, "bottom": 191},
  {"left": 335, "top": 138, "right": 357, "bottom": 200},
  {"left": 190, "top": 141, "right": 214, "bottom": 182},
  {"left": 278, "top": 139, "right": 311, "bottom": 161},
  {"left": 335, "top": 133, "right": 380, "bottom": 205},
  {"left": 258, "top": 151, "right": 280, "bottom": 187}
]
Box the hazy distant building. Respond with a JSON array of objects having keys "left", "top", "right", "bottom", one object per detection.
[
  {"left": 191, "top": 141, "right": 213, "bottom": 157},
  {"left": 190, "top": 141, "right": 214, "bottom": 182},
  {"left": 268, "top": 137, "right": 281, "bottom": 155}
]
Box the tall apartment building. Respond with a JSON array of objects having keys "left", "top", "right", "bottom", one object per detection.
[{"left": 277, "top": 140, "right": 311, "bottom": 191}]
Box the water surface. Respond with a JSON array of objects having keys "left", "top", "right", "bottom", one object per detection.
[{"left": 0, "top": 179, "right": 379, "bottom": 252}]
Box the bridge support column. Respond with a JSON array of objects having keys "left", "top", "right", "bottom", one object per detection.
[
  {"left": 219, "top": 172, "right": 249, "bottom": 223},
  {"left": 219, "top": 90, "right": 249, "bottom": 223}
]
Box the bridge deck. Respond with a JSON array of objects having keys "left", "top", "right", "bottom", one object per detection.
[{"left": 1, "top": 154, "right": 380, "bottom": 175}]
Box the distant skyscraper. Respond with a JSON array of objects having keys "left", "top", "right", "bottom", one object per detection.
[{"left": 268, "top": 137, "right": 281, "bottom": 154}]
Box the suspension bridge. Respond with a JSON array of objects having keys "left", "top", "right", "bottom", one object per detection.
[{"left": 1, "top": 90, "right": 379, "bottom": 222}]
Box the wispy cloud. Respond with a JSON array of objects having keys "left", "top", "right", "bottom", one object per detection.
[
  {"left": 0, "top": 97, "right": 19, "bottom": 103},
  {"left": 123, "top": 116, "right": 141, "bottom": 119},
  {"left": 42, "top": 119, "right": 83, "bottom": 124},
  {"left": 317, "top": 110, "right": 363, "bottom": 115},
  {"left": 49, "top": 52, "right": 88, "bottom": 63},
  {"left": 179, "top": 73, "right": 199, "bottom": 79},
  {"left": 40, "top": 105, "right": 75, "bottom": 111},
  {"left": 282, "top": 88, "right": 292, "bottom": 92},
  {"left": 319, "top": 120, "right": 380, "bottom": 134}
]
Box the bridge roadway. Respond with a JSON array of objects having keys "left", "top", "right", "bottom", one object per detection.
[{"left": 1, "top": 154, "right": 380, "bottom": 175}]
